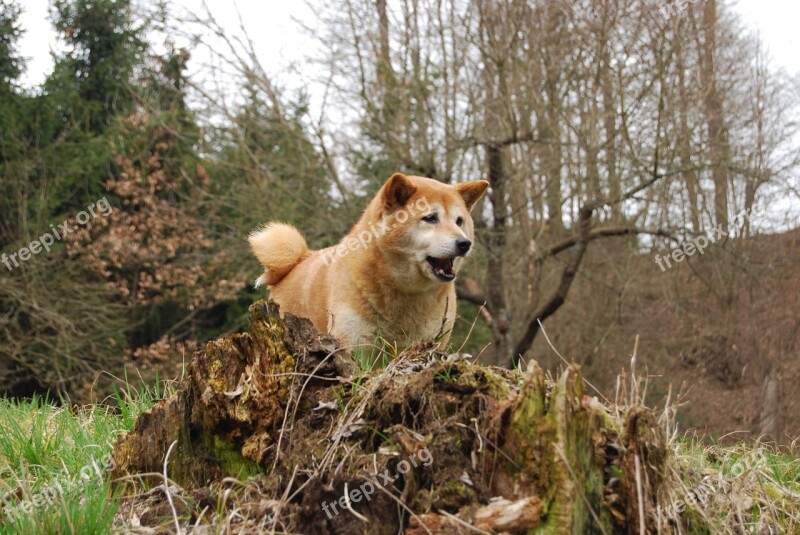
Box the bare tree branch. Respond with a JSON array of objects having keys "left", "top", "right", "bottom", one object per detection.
[{"left": 546, "top": 226, "right": 674, "bottom": 257}]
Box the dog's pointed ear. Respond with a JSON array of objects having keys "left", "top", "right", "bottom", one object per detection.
[
  {"left": 456, "top": 180, "right": 489, "bottom": 210},
  {"left": 383, "top": 173, "right": 417, "bottom": 209}
]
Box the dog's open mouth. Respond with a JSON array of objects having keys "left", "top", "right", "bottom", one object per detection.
[{"left": 426, "top": 256, "right": 455, "bottom": 281}]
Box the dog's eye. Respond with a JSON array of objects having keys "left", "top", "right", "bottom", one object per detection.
[
  {"left": 422, "top": 214, "right": 439, "bottom": 224},
  {"left": 456, "top": 217, "right": 464, "bottom": 226}
]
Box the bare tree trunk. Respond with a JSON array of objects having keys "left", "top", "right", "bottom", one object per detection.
[
  {"left": 539, "top": 0, "right": 565, "bottom": 236},
  {"left": 375, "top": 0, "right": 397, "bottom": 127},
  {"left": 601, "top": 40, "right": 620, "bottom": 221},
  {"left": 676, "top": 22, "right": 701, "bottom": 232},
  {"left": 758, "top": 366, "right": 781, "bottom": 440},
  {"left": 700, "top": 0, "right": 730, "bottom": 232},
  {"left": 376, "top": 0, "right": 391, "bottom": 79},
  {"left": 485, "top": 144, "right": 513, "bottom": 365}
]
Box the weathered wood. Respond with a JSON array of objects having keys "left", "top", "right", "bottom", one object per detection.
[
  {"left": 473, "top": 496, "right": 544, "bottom": 532},
  {"left": 112, "top": 301, "right": 352, "bottom": 485}
]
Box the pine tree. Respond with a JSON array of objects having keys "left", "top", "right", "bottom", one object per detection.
[
  {"left": 0, "top": 0, "right": 23, "bottom": 90},
  {"left": 50, "top": 0, "right": 145, "bottom": 132}
]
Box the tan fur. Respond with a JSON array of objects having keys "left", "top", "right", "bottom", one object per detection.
[
  {"left": 248, "top": 173, "right": 489, "bottom": 349},
  {"left": 248, "top": 222, "right": 310, "bottom": 287}
]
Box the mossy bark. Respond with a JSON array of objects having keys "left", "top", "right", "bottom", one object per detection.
[{"left": 111, "top": 301, "right": 350, "bottom": 485}]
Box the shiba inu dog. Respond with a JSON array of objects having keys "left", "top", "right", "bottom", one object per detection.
[{"left": 248, "top": 173, "right": 488, "bottom": 348}]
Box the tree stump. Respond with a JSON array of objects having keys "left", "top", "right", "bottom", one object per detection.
[{"left": 112, "top": 300, "right": 667, "bottom": 533}]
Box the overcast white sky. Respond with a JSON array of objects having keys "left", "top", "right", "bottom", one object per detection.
[
  {"left": 11, "top": 0, "right": 800, "bottom": 228},
  {"left": 16, "top": 0, "right": 319, "bottom": 89},
  {"left": 15, "top": 0, "right": 800, "bottom": 89}
]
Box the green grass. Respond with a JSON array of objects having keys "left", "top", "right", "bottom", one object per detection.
[
  {"left": 657, "top": 438, "right": 800, "bottom": 533},
  {"left": 0, "top": 384, "right": 167, "bottom": 534},
  {"left": 352, "top": 339, "right": 397, "bottom": 371},
  {"left": 331, "top": 341, "right": 397, "bottom": 408}
]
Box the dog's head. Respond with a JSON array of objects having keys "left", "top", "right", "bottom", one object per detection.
[{"left": 370, "top": 173, "right": 489, "bottom": 287}]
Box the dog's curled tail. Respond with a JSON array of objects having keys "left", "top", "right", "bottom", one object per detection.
[{"left": 248, "top": 222, "right": 309, "bottom": 287}]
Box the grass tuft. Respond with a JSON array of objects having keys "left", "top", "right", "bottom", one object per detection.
[{"left": 0, "top": 381, "right": 170, "bottom": 534}]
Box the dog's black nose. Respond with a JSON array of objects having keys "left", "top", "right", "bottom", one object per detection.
[{"left": 456, "top": 238, "right": 472, "bottom": 255}]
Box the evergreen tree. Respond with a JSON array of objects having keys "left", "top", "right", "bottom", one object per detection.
[
  {"left": 0, "top": 0, "right": 23, "bottom": 90},
  {"left": 39, "top": 0, "right": 146, "bottom": 211},
  {"left": 50, "top": 0, "right": 145, "bottom": 132},
  {"left": 210, "top": 85, "right": 334, "bottom": 246},
  {"left": 0, "top": 0, "right": 24, "bottom": 247}
]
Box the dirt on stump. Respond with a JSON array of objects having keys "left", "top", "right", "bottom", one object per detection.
[{"left": 111, "top": 300, "right": 668, "bottom": 534}]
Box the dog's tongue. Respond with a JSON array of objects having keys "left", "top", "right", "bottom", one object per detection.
[{"left": 429, "top": 257, "right": 454, "bottom": 278}]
